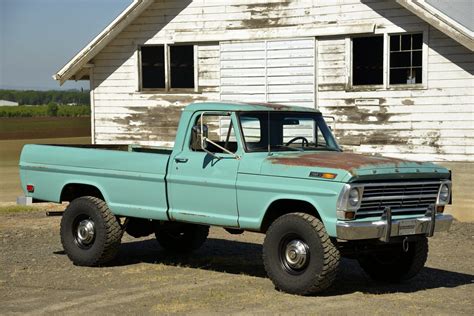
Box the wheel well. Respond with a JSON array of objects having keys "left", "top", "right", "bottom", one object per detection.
[
  {"left": 60, "top": 183, "right": 105, "bottom": 202},
  {"left": 260, "top": 199, "right": 321, "bottom": 233}
]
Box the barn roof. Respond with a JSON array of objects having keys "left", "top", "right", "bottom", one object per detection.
[
  {"left": 53, "top": 0, "right": 155, "bottom": 85},
  {"left": 396, "top": 0, "right": 473, "bottom": 51},
  {"left": 54, "top": 0, "right": 473, "bottom": 85}
]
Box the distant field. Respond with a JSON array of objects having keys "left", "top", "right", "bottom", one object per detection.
[
  {"left": 0, "top": 116, "right": 92, "bottom": 202},
  {"left": 0, "top": 117, "right": 90, "bottom": 140}
]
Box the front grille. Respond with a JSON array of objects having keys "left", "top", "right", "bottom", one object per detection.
[{"left": 357, "top": 181, "right": 440, "bottom": 219}]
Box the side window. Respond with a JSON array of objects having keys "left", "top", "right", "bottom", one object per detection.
[
  {"left": 191, "top": 114, "right": 238, "bottom": 154},
  {"left": 352, "top": 36, "right": 384, "bottom": 86},
  {"left": 389, "top": 33, "right": 423, "bottom": 85}
]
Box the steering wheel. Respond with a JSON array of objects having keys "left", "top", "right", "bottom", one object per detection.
[{"left": 285, "top": 136, "right": 309, "bottom": 147}]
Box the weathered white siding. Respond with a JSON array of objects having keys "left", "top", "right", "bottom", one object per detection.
[
  {"left": 317, "top": 27, "right": 474, "bottom": 162},
  {"left": 89, "top": 0, "right": 473, "bottom": 163}
]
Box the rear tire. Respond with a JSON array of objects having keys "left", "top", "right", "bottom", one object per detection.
[
  {"left": 358, "top": 237, "right": 428, "bottom": 283},
  {"left": 262, "top": 213, "right": 340, "bottom": 295},
  {"left": 60, "top": 196, "right": 123, "bottom": 266},
  {"left": 155, "top": 224, "right": 209, "bottom": 253}
]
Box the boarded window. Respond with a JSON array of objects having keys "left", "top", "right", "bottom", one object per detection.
[
  {"left": 170, "top": 45, "right": 194, "bottom": 89},
  {"left": 389, "top": 33, "right": 423, "bottom": 84},
  {"left": 141, "top": 46, "right": 165, "bottom": 89},
  {"left": 140, "top": 45, "right": 195, "bottom": 90},
  {"left": 352, "top": 36, "right": 383, "bottom": 85}
]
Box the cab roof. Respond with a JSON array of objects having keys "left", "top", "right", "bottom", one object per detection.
[{"left": 184, "top": 102, "right": 321, "bottom": 113}]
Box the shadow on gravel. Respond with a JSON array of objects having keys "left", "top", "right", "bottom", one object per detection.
[{"left": 111, "top": 238, "right": 473, "bottom": 296}]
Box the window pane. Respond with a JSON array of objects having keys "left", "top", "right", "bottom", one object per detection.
[
  {"left": 241, "top": 116, "right": 261, "bottom": 143},
  {"left": 141, "top": 46, "right": 165, "bottom": 89},
  {"left": 390, "top": 68, "right": 412, "bottom": 84},
  {"left": 193, "top": 114, "right": 237, "bottom": 153},
  {"left": 413, "top": 33, "right": 423, "bottom": 50},
  {"left": 413, "top": 51, "right": 422, "bottom": 66},
  {"left": 170, "top": 45, "right": 194, "bottom": 88},
  {"left": 390, "top": 52, "right": 411, "bottom": 68},
  {"left": 401, "top": 35, "right": 411, "bottom": 50},
  {"left": 390, "top": 35, "right": 400, "bottom": 52},
  {"left": 413, "top": 68, "right": 422, "bottom": 83},
  {"left": 352, "top": 36, "right": 383, "bottom": 85}
]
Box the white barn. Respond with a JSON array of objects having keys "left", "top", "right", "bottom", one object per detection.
[{"left": 54, "top": 0, "right": 473, "bottom": 220}]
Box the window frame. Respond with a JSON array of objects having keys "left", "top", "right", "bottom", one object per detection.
[
  {"left": 138, "top": 43, "right": 199, "bottom": 93},
  {"left": 348, "top": 31, "right": 428, "bottom": 91}
]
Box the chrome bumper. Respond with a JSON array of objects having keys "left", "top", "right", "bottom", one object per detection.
[{"left": 336, "top": 211, "right": 453, "bottom": 241}]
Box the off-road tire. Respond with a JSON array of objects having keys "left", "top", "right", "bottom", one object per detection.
[
  {"left": 262, "top": 213, "right": 340, "bottom": 295},
  {"left": 358, "top": 237, "right": 428, "bottom": 283},
  {"left": 60, "top": 196, "right": 123, "bottom": 266},
  {"left": 155, "top": 224, "right": 209, "bottom": 252}
]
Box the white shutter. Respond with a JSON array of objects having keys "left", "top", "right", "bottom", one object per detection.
[{"left": 220, "top": 38, "right": 315, "bottom": 108}]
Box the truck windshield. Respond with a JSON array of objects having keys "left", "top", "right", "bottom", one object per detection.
[{"left": 238, "top": 111, "right": 341, "bottom": 152}]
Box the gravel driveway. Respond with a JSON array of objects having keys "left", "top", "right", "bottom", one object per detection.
[{"left": 1, "top": 208, "right": 473, "bottom": 315}]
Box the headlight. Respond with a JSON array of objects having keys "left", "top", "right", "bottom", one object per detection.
[
  {"left": 348, "top": 188, "right": 360, "bottom": 206},
  {"left": 437, "top": 182, "right": 451, "bottom": 205},
  {"left": 337, "top": 184, "right": 363, "bottom": 220}
]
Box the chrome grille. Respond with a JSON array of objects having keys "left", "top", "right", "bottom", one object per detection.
[{"left": 357, "top": 181, "right": 440, "bottom": 218}]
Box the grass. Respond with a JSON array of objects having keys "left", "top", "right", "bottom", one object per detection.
[
  {"left": 0, "top": 117, "right": 90, "bottom": 140},
  {"left": 0, "top": 205, "right": 39, "bottom": 214}
]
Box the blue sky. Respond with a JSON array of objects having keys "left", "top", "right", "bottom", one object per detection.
[{"left": 0, "top": 0, "right": 131, "bottom": 90}]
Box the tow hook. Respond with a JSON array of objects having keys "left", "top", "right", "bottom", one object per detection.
[{"left": 402, "top": 237, "right": 409, "bottom": 252}]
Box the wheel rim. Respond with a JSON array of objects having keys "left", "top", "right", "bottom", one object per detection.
[
  {"left": 279, "top": 236, "right": 310, "bottom": 274},
  {"left": 73, "top": 217, "right": 96, "bottom": 249}
]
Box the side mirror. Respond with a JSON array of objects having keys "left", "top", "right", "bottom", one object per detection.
[{"left": 191, "top": 125, "right": 208, "bottom": 151}]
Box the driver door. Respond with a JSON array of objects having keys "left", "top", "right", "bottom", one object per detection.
[{"left": 166, "top": 111, "right": 243, "bottom": 227}]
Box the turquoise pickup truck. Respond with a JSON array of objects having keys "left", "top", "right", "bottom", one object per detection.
[{"left": 19, "top": 102, "right": 453, "bottom": 295}]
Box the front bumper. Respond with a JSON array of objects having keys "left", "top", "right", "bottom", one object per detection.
[{"left": 336, "top": 211, "right": 453, "bottom": 241}]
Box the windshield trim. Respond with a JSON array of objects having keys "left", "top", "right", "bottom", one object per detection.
[{"left": 237, "top": 111, "right": 341, "bottom": 154}]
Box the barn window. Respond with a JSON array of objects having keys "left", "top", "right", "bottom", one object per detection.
[
  {"left": 140, "top": 44, "right": 195, "bottom": 91},
  {"left": 141, "top": 46, "right": 165, "bottom": 89},
  {"left": 389, "top": 33, "right": 423, "bottom": 85},
  {"left": 170, "top": 45, "right": 194, "bottom": 89},
  {"left": 352, "top": 36, "right": 383, "bottom": 86}
]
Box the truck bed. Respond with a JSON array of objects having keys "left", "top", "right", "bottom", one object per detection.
[{"left": 19, "top": 144, "right": 172, "bottom": 221}]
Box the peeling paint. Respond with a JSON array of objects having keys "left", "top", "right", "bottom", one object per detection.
[
  {"left": 402, "top": 99, "right": 415, "bottom": 105},
  {"left": 113, "top": 105, "right": 186, "bottom": 142}
]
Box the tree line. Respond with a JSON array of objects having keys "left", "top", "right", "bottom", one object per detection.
[{"left": 0, "top": 89, "right": 90, "bottom": 106}]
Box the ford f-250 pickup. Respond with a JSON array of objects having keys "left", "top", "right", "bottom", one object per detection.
[{"left": 19, "top": 102, "right": 453, "bottom": 295}]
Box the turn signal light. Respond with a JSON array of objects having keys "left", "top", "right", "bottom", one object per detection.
[
  {"left": 26, "top": 184, "right": 34, "bottom": 193},
  {"left": 310, "top": 172, "right": 337, "bottom": 179},
  {"left": 436, "top": 205, "right": 445, "bottom": 213}
]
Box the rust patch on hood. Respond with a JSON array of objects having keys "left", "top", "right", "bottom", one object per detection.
[{"left": 267, "top": 152, "right": 422, "bottom": 173}]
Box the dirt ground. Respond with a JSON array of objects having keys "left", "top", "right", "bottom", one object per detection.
[{"left": 0, "top": 206, "right": 473, "bottom": 315}]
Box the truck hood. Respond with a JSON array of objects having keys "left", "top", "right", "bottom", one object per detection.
[{"left": 260, "top": 151, "right": 449, "bottom": 182}]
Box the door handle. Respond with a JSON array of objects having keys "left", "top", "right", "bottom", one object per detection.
[{"left": 174, "top": 157, "right": 189, "bottom": 163}]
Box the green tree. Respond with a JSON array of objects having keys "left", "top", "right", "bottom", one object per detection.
[{"left": 47, "top": 103, "right": 59, "bottom": 116}]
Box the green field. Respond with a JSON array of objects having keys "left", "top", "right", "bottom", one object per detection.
[{"left": 0, "top": 117, "right": 91, "bottom": 202}]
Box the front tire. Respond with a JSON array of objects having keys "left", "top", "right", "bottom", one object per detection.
[
  {"left": 263, "top": 213, "right": 340, "bottom": 295},
  {"left": 155, "top": 224, "right": 209, "bottom": 253},
  {"left": 60, "top": 196, "right": 123, "bottom": 266},
  {"left": 357, "top": 237, "right": 428, "bottom": 283}
]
